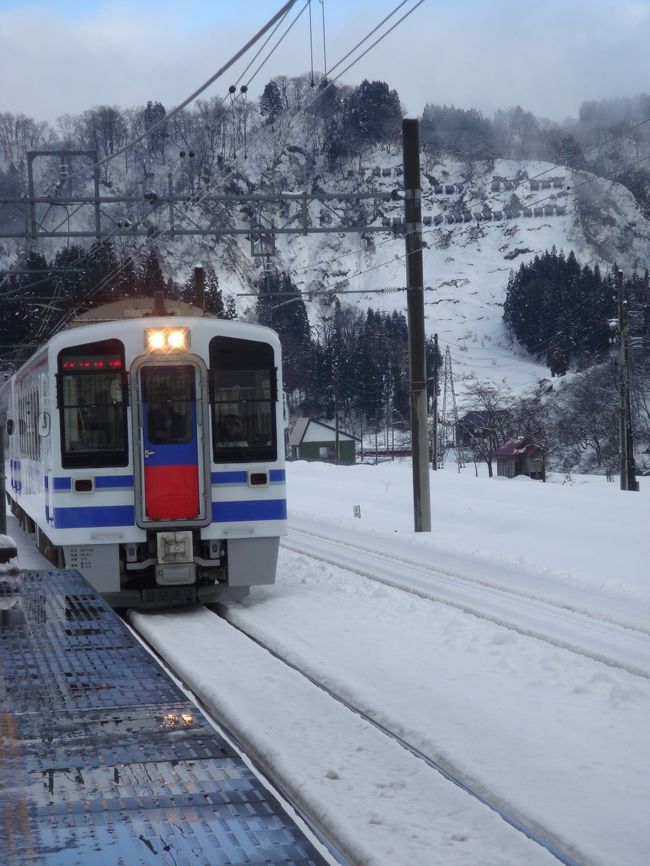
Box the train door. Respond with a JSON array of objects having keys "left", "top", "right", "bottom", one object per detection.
[{"left": 137, "top": 363, "right": 207, "bottom": 523}]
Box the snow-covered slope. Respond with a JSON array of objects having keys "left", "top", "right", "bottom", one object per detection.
[
  {"left": 3, "top": 125, "right": 649, "bottom": 400},
  {"left": 254, "top": 152, "right": 650, "bottom": 396}
]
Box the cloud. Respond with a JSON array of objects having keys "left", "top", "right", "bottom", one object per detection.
[{"left": 1, "top": 0, "right": 648, "bottom": 125}]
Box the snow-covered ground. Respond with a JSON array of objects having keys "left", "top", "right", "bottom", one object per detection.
[
  {"left": 129, "top": 460, "right": 649, "bottom": 866},
  {"left": 5, "top": 460, "right": 648, "bottom": 865}
]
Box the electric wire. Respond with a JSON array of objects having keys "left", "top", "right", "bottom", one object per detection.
[
  {"left": 0, "top": 2, "right": 307, "bottom": 319},
  {"left": 2, "top": 0, "right": 518, "bottom": 319},
  {"left": 1, "top": 0, "right": 427, "bottom": 364},
  {"left": 241, "top": 2, "right": 311, "bottom": 94},
  {"left": 39, "top": 0, "right": 302, "bottom": 194},
  {"left": 308, "top": 0, "right": 315, "bottom": 85},
  {"left": 3, "top": 1, "right": 648, "bottom": 381},
  {"left": 324, "top": 0, "right": 414, "bottom": 82},
  {"left": 320, "top": 0, "right": 328, "bottom": 77}
]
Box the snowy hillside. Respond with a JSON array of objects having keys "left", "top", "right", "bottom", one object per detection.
[
  {"left": 2, "top": 108, "right": 650, "bottom": 405},
  {"left": 243, "top": 151, "right": 650, "bottom": 396}
]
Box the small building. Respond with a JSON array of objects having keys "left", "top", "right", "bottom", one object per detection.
[
  {"left": 495, "top": 438, "right": 546, "bottom": 481},
  {"left": 288, "top": 418, "right": 357, "bottom": 464},
  {"left": 456, "top": 410, "right": 509, "bottom": 447}
]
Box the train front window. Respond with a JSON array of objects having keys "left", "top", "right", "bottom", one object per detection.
[
  {"left": 58, "top": 339, "right": 127, "bottom": 468},
  {"left": 210, "top": 337, "right": 277, "bottom": 463},
  {"left": 141, "top": 366, "right": 194, "bottom": 445}
]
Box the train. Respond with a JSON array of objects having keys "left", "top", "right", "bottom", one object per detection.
[{"left": 0, "top": 298, "right": 287, "bottom": 608}]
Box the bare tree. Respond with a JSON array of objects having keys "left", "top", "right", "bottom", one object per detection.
[
  {"left": 463, "top": 381, "right": 515, "bottom": 476},
  {"left": 550, "top": 365, "right": 619, "bottom": 474},
  {"left": 79, "top": 106, "right": 128, "bottom": 160},
  {"left": 0, "top": 112, "right": 49, "bottom": 164}
]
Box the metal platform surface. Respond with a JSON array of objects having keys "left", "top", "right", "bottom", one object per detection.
[{"left": 0, "top": 569, "right": 330, "bottom": 866}]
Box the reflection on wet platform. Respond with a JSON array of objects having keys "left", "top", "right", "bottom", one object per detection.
[{"left": 1, "top": 569, "right": 328, "bottom": 866}]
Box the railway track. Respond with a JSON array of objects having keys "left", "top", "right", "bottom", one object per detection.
[
  {"left": 217, "top": 607, "right": 583, "bottom": 866},
  {"left": 283, "top": 523, "right": 650, "bottom": 679},
  {"left": 129, "top": 521, "right": 648, "bottom": 866},
  {"left": 130, "top": 603, "right": 581, "bottom": 866}
]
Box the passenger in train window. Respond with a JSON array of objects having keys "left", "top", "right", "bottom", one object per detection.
[
  {"left": 148, "top": 405, "right": 189, "bottom": 444},
  {"left": 216, "top": 414, "right": 248, "bottom": 447}
]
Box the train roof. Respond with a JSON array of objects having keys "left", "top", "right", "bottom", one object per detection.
[{"left": 66, "top": 297, "right": 207, "bottom": 326}]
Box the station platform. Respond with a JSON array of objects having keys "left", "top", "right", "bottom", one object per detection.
[{"left": 0, "top": 566, "right": 330, "bottom": 866}]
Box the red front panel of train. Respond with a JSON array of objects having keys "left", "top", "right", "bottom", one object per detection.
[
  {"left": 143, "top": 464, "right": 199, "bottom": 521},
  {"left": 141, "top": 365, "right": 200, "bottom": 521}
]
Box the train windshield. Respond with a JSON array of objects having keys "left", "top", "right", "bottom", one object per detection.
[
  {"left": 210, "top": 337, "right": 277, "bottom": 463},
  {"left": 141, "top": 366, "right": 194, "bottom": 445},
  {"left": 58, "top": 339, "right": 128, "bottom": 468}
]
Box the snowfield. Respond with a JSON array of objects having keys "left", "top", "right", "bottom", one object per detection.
[{"left": 129, "top": 460, "right": 649, "bottom": 866}]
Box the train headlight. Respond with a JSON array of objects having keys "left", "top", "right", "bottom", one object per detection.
[
  {"left": 167, "top": 329, "right": 187, "bottom": 350},
  {"left": 147, "top": 330, "right": 166, "bottom": 350},
  {"left": 145, "top": 328, "right": 190, "bottom": 352}
]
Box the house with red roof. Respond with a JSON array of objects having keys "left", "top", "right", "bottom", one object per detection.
[{"left": 495, "top": 438, "right": 546, "bottom": 481}]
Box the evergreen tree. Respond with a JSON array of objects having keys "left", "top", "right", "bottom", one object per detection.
[
  {"left": 204, "top": 265, "right": 225, "bottom": 317},
  {"left": 322, "top": 118, "right": 347, "bottom": 169},
  {"left": 143, "top": 100, "right": 168, "bottom": 159},
  {"left": 310, "top": 79, "right": 340, "bottom": 120},
  {"left": 354, "top": 309, "right": 390, "bottom": 421},
  {"left": 115, "top": 256, "right": 137, "bottom": 298},
  {"left": 1, "top": 251, "right": 54, "bottom": 353},
  {"left": 343, "top": 80, "right": 402, "bottom": 151},
  {"left": 503, "top": 249, "right": 616, "bottom": 373},
  {"left": 178, "top": 264, "right": 225, "bottom": 316},
  {"left": 138, "top": 248, "right": 166, "bottom": 297},
  {"left": 259, "top": 81, "right": 284, "bottom": 126},
  {"left": 256, "top": 272, "right": 312, "bottom": 395},
  {"left": 426, "top": 335, "right": 443, "bottom": 408},
  {"left": 85, "top": 240, "right": 121, "bottom": 302},
  {"left": 53, "top": 245, "right": 88, "bottom": 302}
]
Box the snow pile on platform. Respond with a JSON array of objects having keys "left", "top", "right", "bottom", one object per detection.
[{"left": 0, "top": 533, "right": 19, "bottom": 569}]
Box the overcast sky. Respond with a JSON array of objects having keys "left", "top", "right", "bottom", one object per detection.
[{"left": 1, "top": 0, "right": 649, "bottom": 126}]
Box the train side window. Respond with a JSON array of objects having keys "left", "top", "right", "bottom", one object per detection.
[
  {"left": 58, "top": 339, "right": 128, "bottom": 468},
  {"left": 209, "top": 337, "right": 277, "bottom": 464}
]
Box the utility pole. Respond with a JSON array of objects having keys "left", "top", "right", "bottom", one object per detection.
[
  {"left": 193, "top": 264, "right": 205, "bottom": 311},
  {"left": 432, "top": 333, "right": 439, "bottom": 470},
  {"left": 334, "top": 366, "right": 340, "bottom": 464},
  {"left": 617, "top": 270, "right": 638, "bottom": 491},
  {"left": 0, "top": 413, "right": 6, "bottom": 536},
  {"left": 403, "top": 118, "right": 431, "bottom": 532}
]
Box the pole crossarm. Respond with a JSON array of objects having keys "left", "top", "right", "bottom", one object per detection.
[{"left": 0, "top": 172, "right": 399, "bottom": 240}]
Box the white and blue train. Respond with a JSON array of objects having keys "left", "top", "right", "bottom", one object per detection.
[{"left": 0, "top": 299, "right": 287, "bottom": 607}]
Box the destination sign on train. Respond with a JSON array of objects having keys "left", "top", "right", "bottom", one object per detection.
[{"left": 61, "top": 355, "right": 123, "bottom": 370}]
